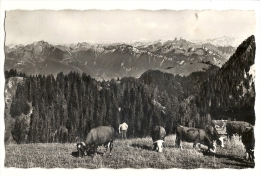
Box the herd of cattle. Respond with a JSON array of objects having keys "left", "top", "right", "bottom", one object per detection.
[{"left": 75, "top": 120, "right": 255, "bottom": 162}]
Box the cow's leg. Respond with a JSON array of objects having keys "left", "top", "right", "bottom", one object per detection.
[
  {"left": 109, "top": 139, "right": 113, "bottom": 156},
  {"left": 252, "top": 150, "right": 255, "bottom": 161},
  {"left": 153, "top": 143, "right": 157, "bottom": 151},
  {"left": 206, "top": 146, "right": 212, "bottom": 152},
  {"left": 250, "top": 155, "right": 253, "bottom": 161},
  {"left": 251, "top": 151, "right": 255, "bottom": 162},
  {"left": 245, "top": 152, "right": 249, "bottom": 161},
  {"left": 83, "top": 149, "right": 87, "bottom": 156},
  {"left": 249, "top": 152, "right": 252, "bottom": 161},
  {"left": 229, "top": 133, "right": 233, "bottom": 141},
  {"left": 193, "top": 137, "right": 199, "bottom": 150},
  {"left": 175, "top": 137, "right": 180, "bottom": 148},
  {"left": 226, "top": 133, "right": 229, "bottom": 141},
  {"left": 180, "top": 140, "right": 183, "bottom": 150},
  {"left": 227, "top": 131, "right": 233, "bottom": 141},
  {"left": 81, "top": 146, "right": 87, "bottom": 156},
  {"left": 103, "top": 142, "right": 109, "bottom": 156},
  {"left": 198, "top": 143, "right": 201, "bottom": 151},
  {"left": 78, "top": 149, "right": 83, "bottom": 158},
  {"left": 248, "top": 150, "right": 254, "bottom": 162},
  {"left": 91, "top": 144, "right": 98, "bottom": 158},
  {"left": 106, "top": 142, "right": 110, "bottom": 152},
  {"left": 176, "top": 138, "right": 183, "bottom": 150},
  {"left": 193, "top": 142, "right": 197, "bottom": 150}
]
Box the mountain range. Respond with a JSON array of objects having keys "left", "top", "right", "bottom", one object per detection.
[
  {"left": 192, "top": 36, "right": 246, "bottom": 47},
  {"left": 4, "top": 38, "right": 236, "bottom": 80}
]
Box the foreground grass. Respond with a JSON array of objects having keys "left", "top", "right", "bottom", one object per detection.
[{"left": 5, "top": 135, "right": 254, "bottom": 169}]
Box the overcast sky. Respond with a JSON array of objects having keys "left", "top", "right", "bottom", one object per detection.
[{"left": 5, "top": 10, "right": 256, "bottom": 45}]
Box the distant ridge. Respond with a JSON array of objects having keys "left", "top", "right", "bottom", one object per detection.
[
  {"left": 194, "top": 36, "right": 246, "bottom": 48},
  {"left": 5, "top": 38, "right": 235, "bottom": 79}
]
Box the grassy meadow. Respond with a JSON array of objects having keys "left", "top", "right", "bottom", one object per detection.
[{"left": 4, "top": 134, "right": 254, "bottom": 169}]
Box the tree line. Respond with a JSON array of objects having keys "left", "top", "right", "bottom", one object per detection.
[{"left": 6, "top": 68, "right": 215, "bottom": 144}]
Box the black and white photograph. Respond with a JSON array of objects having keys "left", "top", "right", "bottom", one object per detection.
[{"left": 0, "top": 0, "right": 259, "bottom": 175}]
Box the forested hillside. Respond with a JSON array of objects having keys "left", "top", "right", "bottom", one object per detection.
[
  {"left": 5, "top": 68, "right": 215, "bottom": 144},
  {"left": 4, "top": 71, "right": 164, "bottom": 143},
  {"left": 196, "top": 35, "right": 256, "bottom": 124}
]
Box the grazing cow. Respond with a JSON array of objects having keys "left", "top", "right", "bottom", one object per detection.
[
  {"left": 205, "top": 125, "right": 224, "bottom": 148},
  {"left": 226, "top": 121, "right": 252, "bottom": 141},
  {"left": 241, "top": 126, "right": 255, "bottom": 161},
  {"left": 76, "top": 126, "right": 114, "bottom": 157},
  {"left": 211, "top": 120, "right": 227, "bottom": 129},
  {"left": 151, "top": 125, "right": 166, "bottom": 152},
  {"left": 176, "top": 125, "right": 216, "bottom": 152}
]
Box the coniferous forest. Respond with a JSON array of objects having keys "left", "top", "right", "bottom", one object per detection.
[{"left": 5, "top": 69, "right": 213, "bottom": 144}]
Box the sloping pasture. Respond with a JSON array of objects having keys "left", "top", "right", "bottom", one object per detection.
[{"left": 5, "top": 135, "right": 254, "bottom": 169}]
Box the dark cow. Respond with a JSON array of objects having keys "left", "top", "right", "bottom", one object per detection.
[
  {"left": 241, "top": 126, "right": 255, "bottom": 161},
  {"left": 176, "top": 125, "right": 216, "bottom": 152},
  {"left": 205, "top": 125, "right": 224, "bottom": 148},
  {"left": 151, "top": 125, "right": 166, "bottom": 152},
  {"left": 212, "top": 120, "right": 227, "bottom": 129},
  {"left": 226, "top": 121, "right": 252, "bottom": 141},
  {"left": 76, "top": 126, "right": 114, "bottom": 157}
]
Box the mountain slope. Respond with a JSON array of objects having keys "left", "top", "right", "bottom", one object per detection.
[{"left": 197, "top": 35, "right": 255, "bottom": 124}]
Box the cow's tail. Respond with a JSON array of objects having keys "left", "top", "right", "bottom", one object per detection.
[
  {"left": 175, "top": 128, "right": 180, "bottom": 147},
  {"left": 226, "top": 123, "right": 231, "bottom": 141}
]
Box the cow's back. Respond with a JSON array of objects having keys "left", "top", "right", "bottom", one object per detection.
[
  {"left": 226, "top": 121, "right": 252, "bottom": 134},
  {"left": 86, "top": 126, "right": 114, "bottom": 145},
  {"left": 152, "top": 126, "right": 166, "bottom": 141},
  {"left": 176, "top": 126, "right": 201, "bottom": 143}
]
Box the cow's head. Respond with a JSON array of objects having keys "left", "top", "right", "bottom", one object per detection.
[
  {"left": 206, "top": 125, "right": 224, "bottom": 147},
  {"left": 75, "top": 142, "right": 87, "bottom": 157},
  {"left": 153, "top": 140, "right": 164, "bottom": 152},
  {"left": 215, "top": 125, "right": 220, "bottom": 128},
  {"left": 245, "top": 149, "right": 254, "bottom": 161},
  {"left": 209, "top": 140, "right": 217, "bottom": 153},
  {"left": 216, "top": 136, "right": 224, "bottom": 148}
]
